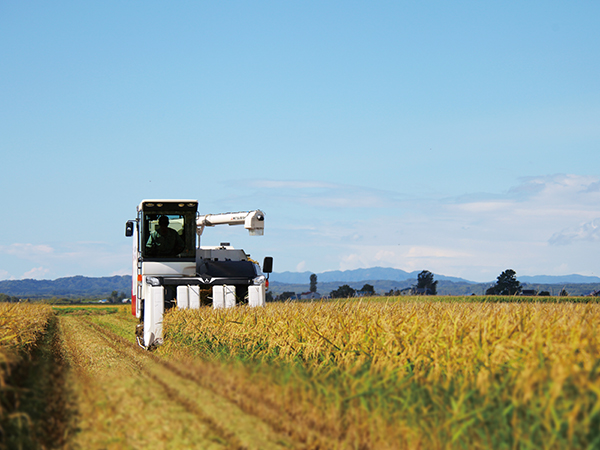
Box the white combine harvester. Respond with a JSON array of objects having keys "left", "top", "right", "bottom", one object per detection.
[{"left": 125, "top": 200, "right": 272, "bottom": 348}]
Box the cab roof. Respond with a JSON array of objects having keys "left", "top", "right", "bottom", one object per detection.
[{"left": 137, "top": 200, "right": 198, "bottom": 211}]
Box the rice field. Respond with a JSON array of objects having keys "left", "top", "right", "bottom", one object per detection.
[
  {"left": 1, "top": 298, "right": 599, "bottom": 449},
  {"left": 162, "top": 299, "right": 600, "bottom": 449}
]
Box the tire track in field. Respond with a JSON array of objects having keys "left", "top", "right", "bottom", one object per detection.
[
  {"left": 145, "top": 350, "right": 340, "bottom": 450},
  {"left": 81, "top": 320, "right": 246, "bottom": 450},
  {"left": 89, "top": 315, "right": 339, "bottom": 450},
  {"left": 62, "top": 315, "right": 297, "bottom": 450},
  {"left": 60, "top": 315, "right": 229, "bottom": 450}
]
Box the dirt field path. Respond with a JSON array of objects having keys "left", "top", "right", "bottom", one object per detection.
[{"left": 58, "top": 313, "right": 296, "bottom": 450}]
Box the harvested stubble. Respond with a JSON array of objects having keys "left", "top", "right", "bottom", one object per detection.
[{"left": 163, "top": 299, "right": 600, "bottom": 449}]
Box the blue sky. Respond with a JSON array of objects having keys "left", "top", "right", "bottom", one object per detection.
[{"left": 1, "top": 1, "right": 599, "bottom": 282}]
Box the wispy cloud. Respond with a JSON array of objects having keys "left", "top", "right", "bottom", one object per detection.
[
  {"left": 0, "top": 241, "right": 131, "bottom": 280},
  {"left": 405, "top": 246, "right": 473, "bottom": 258},
  {"left": 110, "top": 268, "right": 131, "bottom": 276},
  {"left": 509, "top": 174, "right": 600, "bottom": 204},
  {"left": 286, "top": 174, "right": 600, "bottom": 280},
  {"left": 549, "top": 218, "right": 600, "bottom": 245},
  {"left": 244, "top": 179, "right": 409, "bottom": 210},
  {"left": 1, "top": 243, "right": 54, "bottom": 259},
  {"left": 449, "top": 174, "right": 600, "bottom": 225},
  {"left": 452, "top": 201, "right": 514, "bottom": 213},
  {"left": 3, "top": 174, "right": 599, "bottom": 282},
  {"left": 584, "top": 182, "right": 600, "bottom": 193},
  {"left": 22, "top": 267, "right": 50, "bottom": 279},
  {"left": 251, "top": 180, "right": 336, "bottom": 189},
  {"left": 203, "top": 174, "right": 600, "bottom": 281}
]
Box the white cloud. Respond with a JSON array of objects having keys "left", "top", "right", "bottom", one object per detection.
[
  {"left": 584, "top": 182, "right": 600, "bottom": 193},
  {"left": 2, "top": 174, "right": 598, "bottom": 282},
  {"left": 338, "top": 244, "right": 475, "bottom": 275},
  {"left": 549, "top": 218, "right": 600, "bottom": 245},
  {"left": 510, "top": 174, "right": 600, "bottom": 205},
  {"left": 247, "top": 179, "right": 407, "bottom": 210},
  {"left": 307, "top": 174, "right": 600, "bottom": 281},
  {"left": 452, "top": 201, "right": 513, "bottom": 213},
  {"left": 447, "top": 174, "right": 600, "bottom": 233},
  {"left": 1, "top": 243, "right": 54, "bottom": 259},
  {"left": 251, "top": 180, "right": 336, "bottom": 189},
  {"left": 0, "top": 241, "right": 131, "bottom": 280},
  {"left": 21, "top": 267, "right": 50, "bottom": 279},
  {"left": 405, "top": 246, "right": 472, "bottom": 258},
  {"left": 373, "top": 249, "right": 396, "bottom": 262},
  {"left": 111, "top": 268, "right": 131, "bottom": 276}
]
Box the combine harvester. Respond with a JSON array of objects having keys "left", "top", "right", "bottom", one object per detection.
[{"left": 126, "top": 200, "right": 273, "bottom": 348}]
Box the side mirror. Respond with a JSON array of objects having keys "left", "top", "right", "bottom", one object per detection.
[
  {"left": 262, "top": 256, "right": 273, "bottom": 274},
  {"left": 125, "top": 221, "right": 134, "bottom": 237}
]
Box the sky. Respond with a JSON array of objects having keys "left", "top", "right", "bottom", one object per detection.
[{"left": 1, "top": 1, "right": 599, "bottom": 283}]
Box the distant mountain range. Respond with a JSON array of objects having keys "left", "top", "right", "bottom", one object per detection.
[
  {"left": 1, "top": 268, "right": 599, "bottom": 298},
  {"left": 0, "top": 275, "right": 130, "bottom": 298},
  {"left": 271, "top": 267, "right": 473, "bottom": 284},
  {"left": 518, "top": 274, "right": 600, "bottom": 284},
  {"left": 270, "top": 267, "right": 600, "bottom": 285}
]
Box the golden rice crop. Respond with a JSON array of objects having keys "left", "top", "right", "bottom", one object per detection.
[
  {"left": 0, "top": 303, "right": 53, "bottom": 341},
  {"left": 0, "top": 302, "right": 53, "bottom": 366},
  {"left": 164, "top": 299, "right": 600, "bottom": 449},
  {"left": 166, "top": 300, "right": 600, "bottom": 388},
  {"left": 0, "top": 302, "right": 54, "bottom": 385},
  {"left": 0, "top": 302, "right": 54, "bottom": 445}
]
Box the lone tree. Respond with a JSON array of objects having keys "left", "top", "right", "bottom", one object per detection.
[
  {"left": 359, "top": 284, "right": 375, "bottom": 296},
  {"left": 277, "top": 291, "right": 296, "bottom": 301},
  {"left": 108, "top": 290, "right": 126, "bottom": 304},
  {"left": 486, "top": 269, "right": 521, "bottom": 295},
  {"left": 310, "top": 274, "right": 318, "bottom": 293},
  {"left": 416, "top": 270, "right": 437, "bottom": 295},
  {"left": 330, "top": 284, "right": 356, "bottom": 298}
]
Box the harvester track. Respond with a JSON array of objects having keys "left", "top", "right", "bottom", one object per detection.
[{"left": 58, "top": 314, "right": 297, "bottom": 450}]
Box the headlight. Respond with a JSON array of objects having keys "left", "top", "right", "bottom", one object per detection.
[
  {"left": 252, "top": 275, "right": 267, "bottom": 286},
  {"left": 146, "top": 276, "right": 161, "bottom": 286}
]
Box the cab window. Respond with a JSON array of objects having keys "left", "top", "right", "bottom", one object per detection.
[{"left": 142, "top": 211, "right": 196, "bottom": 259}]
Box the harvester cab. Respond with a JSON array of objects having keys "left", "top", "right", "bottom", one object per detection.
[{"left": 125, "top": 200, "right": 272, "bottom": 348}]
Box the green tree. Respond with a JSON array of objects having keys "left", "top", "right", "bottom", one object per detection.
[
  {"left": 416, "top": 270, "right": 437, "bottom": 295},
  {"left": 0, "top": 293, "right": 18, "bottom": 303},
  {"left": 359, "top": 284, "right": 375, "bottom": 296},
  {"left": 277, "top": 291, "right": 296, "bottom": 301},
  {"left": 108, "top": 290, "right": 119, "bottom": 303},
  {"left": 310, "top": 274, "right": 318, "bottom": 293},
  {"left": 486, "top": 269, "right": 521, "bottom": 295},
  {"left": 330, "top": 285, "right": 356, "bottom": 298}
]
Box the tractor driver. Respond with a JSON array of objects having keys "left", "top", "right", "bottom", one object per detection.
[{"left": 146, "top": 215, "right": 185, "bottom": 257}]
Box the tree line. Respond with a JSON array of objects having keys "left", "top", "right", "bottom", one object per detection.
[
  {"left": 272, "top": 270, "right": 438, "bottom": 300},
  {"left": 270, "top": 268, "right": 576, "bottom": 300}
]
